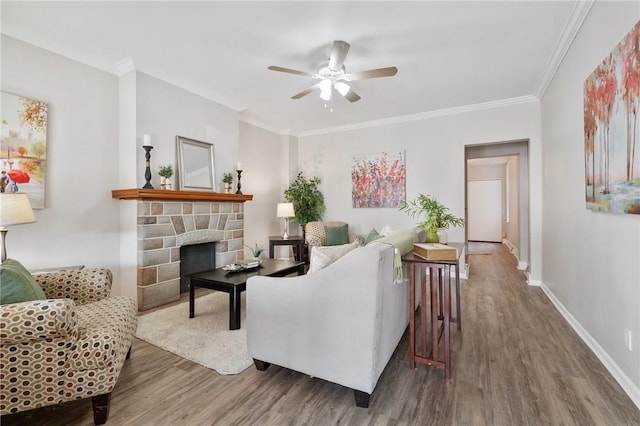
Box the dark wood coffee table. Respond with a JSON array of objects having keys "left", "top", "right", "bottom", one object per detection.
[{"left": 187, "top": 258, "right": 305, "bottom": 330}]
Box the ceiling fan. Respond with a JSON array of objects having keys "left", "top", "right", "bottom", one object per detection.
[{"left": 268, "top": 40, "right": 398, "bottom": 103}]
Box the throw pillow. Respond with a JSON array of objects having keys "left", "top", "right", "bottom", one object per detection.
[
  {"left": 325, "top": 224, "right": 349, "bottom": 246},
  {"left": 308, "top": 241, "right": 359, "bottom": 274},
  {"left": 365, "top": 228, "right": 382, "bottom": 244},
  {"left": 379, "top": 225, "right": 393, "bottom": 236},
  {"left": 0, "top": 259, "right": 47, "bottom": 305}
]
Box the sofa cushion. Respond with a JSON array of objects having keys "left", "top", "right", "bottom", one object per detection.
[
  {"left": 0, "top": 259, "right": 46, "bottom": 305},
  {"left": 365, "top": 228, "right": 382, "bottom": 244},
  {"left": 308, "top": 241, "right": 359, "bottom": 274},
  {"left": 325, "top": 223, "right": 349, "bottom": 246}
]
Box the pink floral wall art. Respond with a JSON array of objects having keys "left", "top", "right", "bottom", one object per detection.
[
  {"left": 352, "top": 151, "right": 405, "bottom": 208},
  {"left": 584, "top": 20, "right": 640, "bottom": 215}
]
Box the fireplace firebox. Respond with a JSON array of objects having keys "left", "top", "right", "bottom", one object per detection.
[{"left": 179, "top": 241, "right": 217, "bottom": 293}]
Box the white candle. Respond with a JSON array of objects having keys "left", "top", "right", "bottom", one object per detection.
[
  {"left": 237, "top": 162, "right": 242, "bottom": 171},
  {"left": 143, "top": 134, "right": 151, "bottom": 146}
]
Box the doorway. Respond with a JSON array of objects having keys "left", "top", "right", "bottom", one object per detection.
[
  {"left": 465, "top": 140, "right": 530, "bottom": 271},
  {"left": 468, "top": 179, "right": 502, "bottom": 242}
]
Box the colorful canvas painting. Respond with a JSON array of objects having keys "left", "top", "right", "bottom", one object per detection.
[
  {"left": 0, "top": 92, "right": 47, "bottom": 209},
  {"left": 352, "top": 151, "right": 405, "bottom": 208},
  {"left": 584, "top": 20, "right": 640, "bottom": 215}
]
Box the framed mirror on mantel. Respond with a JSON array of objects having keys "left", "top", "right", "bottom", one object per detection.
[{"left": 176, "top": 136, "right": 216, "bottom": 192}]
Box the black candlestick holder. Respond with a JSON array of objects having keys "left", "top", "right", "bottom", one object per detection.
[
  {"left": 235, "top": 170, "right": 243, "bottom": 194},
  {"left": 142, "top": 146, "right": 154, "bottom": 189}
]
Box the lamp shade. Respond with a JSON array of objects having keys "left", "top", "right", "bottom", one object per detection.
[
  {"left": 0, "top": 193, "right": 36, "bottom": 227},
  {"left": 276, "top": 202, "right": 295, "bottom": 218}
]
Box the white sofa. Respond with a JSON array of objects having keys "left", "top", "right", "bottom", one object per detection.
[{"left": 246, "top": 240, "right": 409, "bottom": 407}]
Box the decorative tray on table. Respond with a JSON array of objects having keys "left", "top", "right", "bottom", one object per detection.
[{"left": 222, "top": 259, "right": 262, "bottom": 272}]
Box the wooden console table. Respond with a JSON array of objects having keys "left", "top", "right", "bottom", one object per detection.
[{"left": 402, "top": 242, "right": 464, "bottom": 379}]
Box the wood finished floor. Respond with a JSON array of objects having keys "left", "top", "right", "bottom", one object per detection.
[{"left": 3, "top": 243, "right": 639, "bottom": 425}]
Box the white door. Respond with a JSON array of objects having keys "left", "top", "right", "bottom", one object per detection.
[{"left": 468, "top": 180, "right": 502, "bottom": 242}]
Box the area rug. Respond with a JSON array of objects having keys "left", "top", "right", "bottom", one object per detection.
[
  {"left": 467, "top": 244, "right": 494, "bottom": 255},
  {"left": 136, "top": 291, "right": 252, "bottom": 375}
]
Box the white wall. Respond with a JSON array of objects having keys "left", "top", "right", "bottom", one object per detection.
[
  {"left": 298, "top": 102, "right": 543, "bottom": 280},
  {"left": 135, "top": 72, "right": 239, "bottom": 190},
  {"left": 117, "top": 70, "right": 138, "bottom": 300},
  {"left": 239, "top": 121, "right": 287, "bottom": 254},
  {"left": 540, "top": 1, "right": 640, "bottom": 402},
  {"left": 467, "top": 163, "right": 504, "bottom": 181},
  {"left": 1, "top": 36, "right": 123, "bottom": 292}
]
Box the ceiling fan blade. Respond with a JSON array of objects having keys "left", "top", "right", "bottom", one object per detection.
[
  {"left": 347, "top": 66, "right": 398, "bottom": 81},
  {"left": 328, "top": 40, "right": 350, "bottom": 71},
  {"left": 268, "top": 65, "right": 316, "bottom": 78},
  {"left": 291, "top": 84, "right": 320, "bottom": 99},
  {"left": 343, "top": 89, "right": 361, "bottom": 103}
]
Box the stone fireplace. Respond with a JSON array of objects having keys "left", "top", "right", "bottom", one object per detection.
[{"left": 113, "top": 189, "right": 252, "bottom": 311}]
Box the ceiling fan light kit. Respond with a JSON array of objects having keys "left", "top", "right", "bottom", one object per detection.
[
  {"left": 268, "top": 40, "right": 398, "bottom": 104},
  {"left": 319, "top": 78, "right": 332, "bottom": 101}
]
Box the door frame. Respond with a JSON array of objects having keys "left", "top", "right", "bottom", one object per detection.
[{"left": 464, "top": 140, "right": 530, "bottom": 271}]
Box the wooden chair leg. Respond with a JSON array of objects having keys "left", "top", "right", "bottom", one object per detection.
[
  {"left": 253, "top": 359, "right": 270, "bottom": 371},
  {"left": 92, "top": 393, "right": 111, "bottom": 425},
  {"left": 353, "top": 389, "right": 370, "bottom": 408}
]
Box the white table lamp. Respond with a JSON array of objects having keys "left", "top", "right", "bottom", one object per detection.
[
  {"left": 0, "top": 193, "right": 36, "bottom": 263},
  {"left": 276, "top": 202, "right": 295, "bottom": 239}
]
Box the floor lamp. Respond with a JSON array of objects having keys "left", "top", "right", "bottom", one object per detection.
[
  {"left": 0, "top": 193, "right": 36, "bottom": 263},
  {"left": 276, "top": 202, "right": 295, "bottom": 239}
]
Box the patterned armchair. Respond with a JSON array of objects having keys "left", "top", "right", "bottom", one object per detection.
[
  {"left": 0, "top": 268, "right": 137, "bottom": 425},
  {"left": 305, "top": 221, "right": 365, "bottom": 247}
]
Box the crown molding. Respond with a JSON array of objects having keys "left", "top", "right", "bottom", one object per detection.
[
  {"left": 534, "top": 0, "right": 594, "bottom": 99},
  {"left": 239, "top": 112, "right": 291, "bottom": 135},
  {"left": 297, "top": 95, "right": 539, "bottom": 138},
  {"left": 113, "top": 57, "right": 136, "bottom": 76}
]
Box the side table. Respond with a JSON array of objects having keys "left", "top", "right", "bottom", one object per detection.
[
  {"left": 269, "top": 235, "right": 305, "bottom": 262},
  {"left": 402, "top": 242, "right": 464, "bottom": 379}
]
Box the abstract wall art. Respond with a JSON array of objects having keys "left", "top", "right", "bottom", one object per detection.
[
  {"left": 351, "top": 151, "right": 405, "bottom": 208},
  {"left": 1, "top": 92, "right": 48, "bottom": 209},
  {"left": 584, "top": 20, "right": 640, "bottom": 215}
]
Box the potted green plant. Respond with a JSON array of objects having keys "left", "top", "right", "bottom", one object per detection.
[
  {"left": 244, "top": 242, "right": 265, "bottom": 259},
  {"left": 158, "top": 165, "right": 173, "bottom": 190},
  {"left": 400, "top": 194, "right": 464, "bottom": 243},
  {"left": 284, "top": 172, "right": 326, "bottom": 240},
  {"left": 222, "top": 172, "right": 234, "bottom": 193}
]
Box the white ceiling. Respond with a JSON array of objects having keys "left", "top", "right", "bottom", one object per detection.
[{"left": 1, "top": 1, "right": 585, "bottom": 136}]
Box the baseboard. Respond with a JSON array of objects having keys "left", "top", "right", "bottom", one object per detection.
[
  {"left": 502, "top": 238, "right": 515, "bottom": 252},
  {"left": 502, "top": 239, "right": 525, "bottom": 270},
  {"left": 527, "top": 274, "right": 542, "bottom": 286},
  {"left": 540, "top": 282, "right": 640, "bottom": 410}
]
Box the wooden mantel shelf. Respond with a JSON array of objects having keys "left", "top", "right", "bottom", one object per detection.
[{"left": 111, "top": 189, "right": 253, "bottom": 202}]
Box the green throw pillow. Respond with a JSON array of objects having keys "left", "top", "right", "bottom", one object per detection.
[
  {"left": 325, "top": 224, "right": 349, "bottom": 246},
  {"left": 365, "top": 228, "right": 382, "bottom": 244},
  {"left": 0, "top": 259, "right": 46, "bottom": 305}
]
